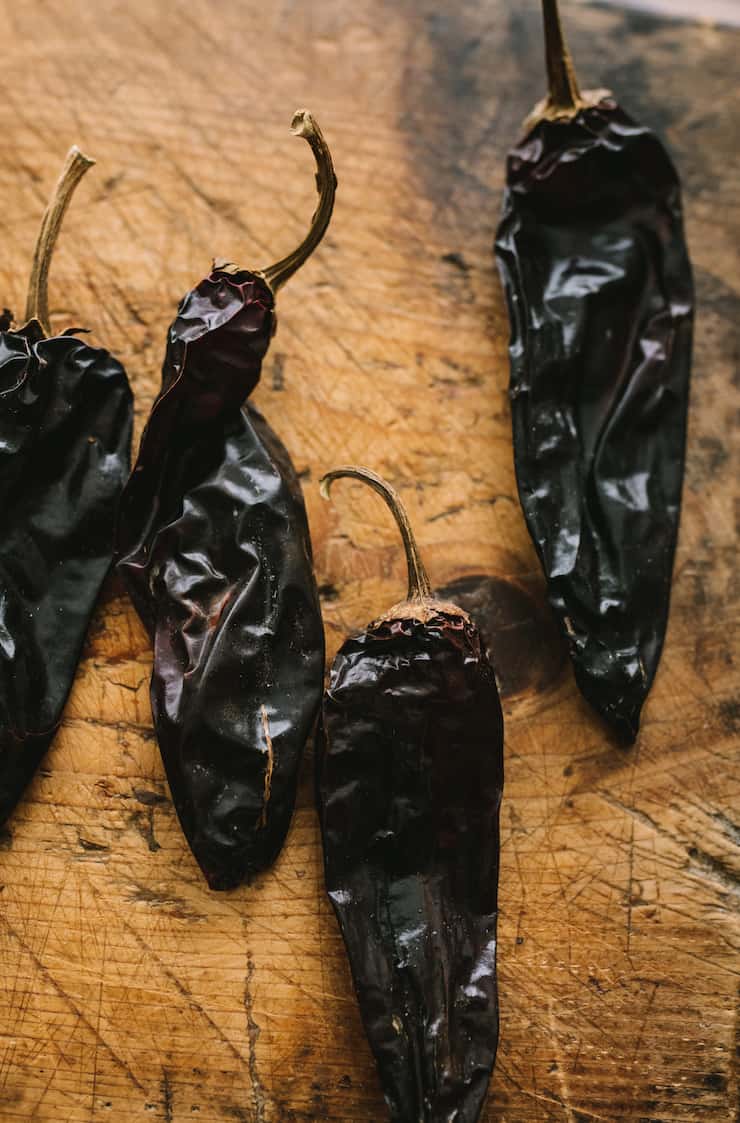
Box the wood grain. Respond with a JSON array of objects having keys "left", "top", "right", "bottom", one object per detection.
[{"left": 0, "top": 1, "right": 738, "bottom": 1120}]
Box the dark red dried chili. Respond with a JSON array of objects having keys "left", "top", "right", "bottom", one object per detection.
[
  {"left": 0, "top": 147, "right": 133, "bottom": 828},
  {"left": 317, "top": 467, "right": 504, "bottom": 1123},
  {"left": 116, "top": 112, "right": 335, "bottom": 890},
  {"left": 495, "top": 0, "right": 694, "bottom": 742}
]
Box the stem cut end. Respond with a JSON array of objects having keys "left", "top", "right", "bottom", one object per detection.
[
  {"left": 24, "top": 146, "right": 95, "bottom": 334},
  {"left": 260, "top": 110, "right": 337, "bottom": 293},
  {"left": 320, "top": 466, "right": 433, "bottom": 602},
  {"left": 290, "top": 108, "right": 314, "bottom": 140}
]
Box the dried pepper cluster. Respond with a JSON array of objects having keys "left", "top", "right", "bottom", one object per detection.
[{"left": 0, "top": 0, "right": 697, "bottom": 1116}]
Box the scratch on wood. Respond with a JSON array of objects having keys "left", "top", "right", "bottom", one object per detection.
[
  {"left": 126, "top": 884, "right": 203, "bottom": 922},
  {"left": 711, "top": 809, "right": 740, "bottom": 847},
  {"left": 128, "top": 807, "right": 161, "bottom": 852},
  {"left": 161, "top": 1069, "right": 173, "bottom": 1122},
  {"left": 440, "top": 251, "right": 471, "bottom": 273},
  {"left": 547, "top": 999, "right": 575, "bottom": 1123},
  {"left": 77, "top": 835, "right": 109, "bottom": 852},
  {"left": 626, "top": 819, "right": 635, "bottom": 956},
  {"left": 0, "top": 912, "right": 146, "bottom": 1095},
  {"left": 110, "top": 675, "right": 147, "bottom": 693},
  {"left": 271, "top": 352, "right": 286, "bottom": 392},
  {"left": 82, "top": 873, "right": 248, "bottom": 1068},
  {"left": 67, "top": 714, "right": 157, "bottom": 739},
  {"left": 630, "top": 981, "right": 660, "bottom": 1064},
  {"left": 89, "top": 926, "right": 106, "bottom": 1123},
  {"left": 427, "top": 503, "right": 464, "bottom": 523},
  {"left": 598, "top": 791, "right": 740, "bottom": 895},
  {"left": 687, "top": 845, "right": 740, "bottom": 896},
  {"left": 498, "top": 1060, "right": 609, "bottom": 1121},
  {"left": 244, "top": 952, "right": 267, "bottom": 1123},
  {"left": 133, "top": 787, "right": 168, "bottom": 807}
]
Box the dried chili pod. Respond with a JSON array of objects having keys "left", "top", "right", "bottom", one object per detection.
[
  {"left": 116, "top": 111, "right": 335, "bottom": 890},
  {"left": 494, "top": 0, "right": 694, "bottom": 742},
  {"left": 317, "top": 467, "right": 504, "bottom": 1123},
  {"left": 0, "top": 148, "right": 133, "bottom": 828}
]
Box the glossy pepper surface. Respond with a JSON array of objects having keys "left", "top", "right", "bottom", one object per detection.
[
  {"left": 116, "top": 112, "right": 335, "bottom": 890},
  {"left": 317, "top": 468, "right": 504, "bottom": 1123},
  {"left": 0, "top": 148, "right": 133, "bottom": 827},
  {"left": 495, "top": 0, "right": 694, "bottom": 742}
]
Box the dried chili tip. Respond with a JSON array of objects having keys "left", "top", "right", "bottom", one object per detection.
[{"left": 524, "top": 0, "right": 611, "bottom": 131}]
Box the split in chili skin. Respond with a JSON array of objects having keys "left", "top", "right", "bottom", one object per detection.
[
  {"left": 494, "top": 0, "right": 694, "bottom": 743},
  {"left": 116, "top": 111, "right": 335, "bottom": 891},
  {"left": 0, "top": 148, "right": 133, "bottom": 830},
  {"left": 317, "top": 468, "right": 504, "bottom": 1123}
]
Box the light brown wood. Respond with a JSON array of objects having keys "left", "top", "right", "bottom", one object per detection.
[{"left": 0, "top": 1, "right": 738, "bottom": 1120}]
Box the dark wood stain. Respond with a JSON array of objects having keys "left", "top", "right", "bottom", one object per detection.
[{"left": 436, "top": 573, "right": 567, "bottom": 699}]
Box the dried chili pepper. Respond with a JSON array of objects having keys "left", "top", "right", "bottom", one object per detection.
[
  {"left": 0, "top": 147, "right": 133, "bottom": 828},
  {"left": 317, "top": 467, "right": 504, "bottom": 1123},
  {"left": 494, "top": 0, "right": 694, "bottom": 742},
  {"left": 116, "top": 111, "right": 335, "bottom": 890}
]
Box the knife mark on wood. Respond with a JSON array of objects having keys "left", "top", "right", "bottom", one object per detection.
[{"left": 244, "top": 951, "right": 267, "bottom": 1123}]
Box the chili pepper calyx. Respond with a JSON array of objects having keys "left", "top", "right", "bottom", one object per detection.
[
  {"left": 375, "top": 598, "right": 471, "bottom": 628},
  {"left": 524, "top": 87, "right": 613, "bottom": 132},
  {"left": 259, "top": 110, "right": 337, "bottom": 294},
  {"left": 24, "top": 146, "right": 95, "bottom": 336}
]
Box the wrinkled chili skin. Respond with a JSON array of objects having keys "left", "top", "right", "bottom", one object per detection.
[
  {"left": 0, "top": 320, "right": 133, "bottom": 826},
  {"left": 117, "top": 268, "right": 325, "bottom": 891},
  {"left": 318, "top": 611, "right": 504, "bottom": 1123},
  {"left": 495, "top": 101, "right": 694, "bottom": 742}
]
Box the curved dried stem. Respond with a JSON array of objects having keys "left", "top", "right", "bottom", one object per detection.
[
  {"left": 25, "top": 146, "right": 95, "bottom": 334},
  {"left": 525, "top": 0, "right": 610, "bottom": 130},
  {"left": 320, "top": 466, "right": 432, "bottom": 602},
  {"left": 260, "top": 110, "right": 337, "bottom": 293}
]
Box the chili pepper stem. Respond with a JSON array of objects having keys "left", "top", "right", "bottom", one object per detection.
[
  {"left": 24, "top": 146, "right": 95, "bottom": 335},
  {"left": 260, "top": 110, "right": 337, "bottom": 293},
  {"left": 525, "top": 1, "right": 610, "bottom": 130},
  {"left": 320, "top": 467, "right": 433, "bottom": 602},
  {"left": 542, "top": 0, "right": 582, "bottom": 115}
]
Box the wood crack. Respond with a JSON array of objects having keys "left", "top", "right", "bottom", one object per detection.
[{"left": 244, "top": 952, "right": 267, "bottom": 1123}]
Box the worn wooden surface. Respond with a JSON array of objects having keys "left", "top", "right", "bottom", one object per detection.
[{"left": 0, "top": 1, "right": 738, "bottom": 1120}]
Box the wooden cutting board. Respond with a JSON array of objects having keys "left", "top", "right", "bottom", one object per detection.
[{"left": 0, "top": 1, "right": 737, "bottom": 1119}]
